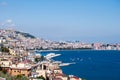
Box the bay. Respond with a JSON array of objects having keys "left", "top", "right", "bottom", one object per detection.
[{"left": 39, "top": 50, "right": 120, "bottom": 80}]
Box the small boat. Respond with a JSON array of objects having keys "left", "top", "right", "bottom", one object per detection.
[
  {"left": 59, "top": 62, "right": 76, "bottom": 66},
  {"left": 59, "top": 63, "right": 70, "bottom": 66}
]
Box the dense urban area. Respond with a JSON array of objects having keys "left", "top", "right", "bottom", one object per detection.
[
  {"left": 0, "top": 29, "right": 120, "bottom": 51},
  {"left": 0, "top": 29, "right": 83, "bottom": 80},
  {"left": 0, "top": 28, "right": 120, "bottom": 80},
  {"left": 0, "top": 29, "right": 120, "bottom": 50}
]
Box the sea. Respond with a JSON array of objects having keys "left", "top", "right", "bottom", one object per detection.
[{"left": 37, "top": 50, "right": 120, "bottom": 80}]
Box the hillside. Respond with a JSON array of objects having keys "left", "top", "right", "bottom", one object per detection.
[
  {"left": 0, "top": 29, "right": 36, "bottom": 40},
  {"left": 15, "top": 31, "right": 36, "bottom": 39}
]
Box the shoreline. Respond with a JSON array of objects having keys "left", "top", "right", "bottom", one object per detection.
[{"left": 34, "top": 49, "right": 120, "bottom": 52}]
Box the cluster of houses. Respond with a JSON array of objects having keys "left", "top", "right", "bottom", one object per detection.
[
  {"left": 0, "top": 48, "right": 81, "bottom": 80},
  {"left": 1, "top": 29, "right": 120, "bottom": 51}
]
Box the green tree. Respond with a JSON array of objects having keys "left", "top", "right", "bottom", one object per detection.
[
  {"left": 14, "top": 74, "right": 29, "bottom": 80},
  {"left": 37, "top": 75, "right": 45, "bottom": 80},
  {"left": 0, "top": 66, "right": 2, "bottom": 71},
  {"left": 2, "top": 69, "right": 7, "bottom": 74},
  {"left": 1, "top": 46, "right": 9, "bottom": 53},
  {"left": 35, "top": 57, "right": 39, "bottom": 63},
  {"left": 0, "top": 70, "right": 14, "bottom": 80},
  {"left": 35, "top": 56, "right": 45, "bottom": 63}
]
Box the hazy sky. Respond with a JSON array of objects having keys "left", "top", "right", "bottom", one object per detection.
[{"left": 0, "top": 0, "right": 120, "bottom": 43}]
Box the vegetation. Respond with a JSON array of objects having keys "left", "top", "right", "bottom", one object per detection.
[
  {"left": 35, "top": 56, "right": 45, "bottom": 63},
  {"left": 37, "top": 75, "right": 45, "bottom": 80},
  {"left": 0, "top": 46, "right": 9, "bottom": 53},
  {"left": 0, "top": 71, "right": 13, "bottom": 80},
  {"left": 15, "top": 31, "right": 36, "bottom": 38},
  {"left": 2, "top": 69, "right": 7, "bottom": 74},
  {"left": 14, "top": 74, "right": 29, "bottom": 80},
  {"left": 35, "top": 57, "right": 39, "bottom": 63},
  {"left": 0, "top": 70, "right": 28, "bottom": 80},
  {"left": 0, "top": 66, "right": 2, "bottom": 71}
]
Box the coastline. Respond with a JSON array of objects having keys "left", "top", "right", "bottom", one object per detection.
[
  {"left": 40, "top": 50, "right": 120, "bottom": 80},
  {"left": 34, "top": 49, "right": 120, "bottom": 53}
]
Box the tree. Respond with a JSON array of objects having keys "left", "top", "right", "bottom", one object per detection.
[
  {"left": 0, "top": 66, "right": 2, "bottom": 71},
  {"left": 1, "top": 46, "right": 9, "bottom": 53},
  {"left": 16, "top": 74, "right": 23, "bottom": 79},
  {"left": 37, "top": 75, "right": 45, "bottom": 80},
  {"left": 35, "top": 56, "right": 45, "bottom": 63},
  {"left": 2, "top": 69, "right": 7, "bottom": 74},
  {"left": 14, "top": 74, "right": 29, "bottom": 80},
  {"left": 35, "top": 57, "right": 39, "bottom": 63}
]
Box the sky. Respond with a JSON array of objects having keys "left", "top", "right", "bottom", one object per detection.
[{"left": 0, "top": 0, "right": 120, "bottom": 43}]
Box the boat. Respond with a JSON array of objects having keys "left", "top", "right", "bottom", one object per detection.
[
  {"left": 45, "top": 53, "right": 61, "bottom": 59},
  {"left": 59, "top": 62, "right": 75, "bottom": 66},
  {"left": 53, "top": 61, "right": 62, "bottom": 64}
]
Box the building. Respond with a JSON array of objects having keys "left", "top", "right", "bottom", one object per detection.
[
  {"left": 0, "top": 58, "right": 12, "bottom": 71},
  {"left": 9, "top": 62, "right": 32, "bottom": 77},
  {"left": 69, "top": 75, "right": 81, "bottom": 80}
]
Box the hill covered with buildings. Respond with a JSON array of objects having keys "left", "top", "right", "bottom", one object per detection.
[
  {"left": 0, "top": 28, "right": 120, "bottom": 51},
  {"left": 0, "top": 28, "right": 91, "bottom": 50}
]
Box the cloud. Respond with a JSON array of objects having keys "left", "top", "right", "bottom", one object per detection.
[
  {"left": 0, "top": 19, "right": 16, "bottom": 28},
  {"left": 0, "top": 1, "right": 8, "bottom": 6},
  {"left": 6, "top": 19, "right": 12, "bottom": 23}
]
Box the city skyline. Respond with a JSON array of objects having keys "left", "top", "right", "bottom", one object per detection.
[{"left": 0, "top": 0, "right": 120, "bottom": 43}]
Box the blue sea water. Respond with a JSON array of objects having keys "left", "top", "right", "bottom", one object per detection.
[{"left": 39, "top": 50, "right": 120, "bottom": 80}]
